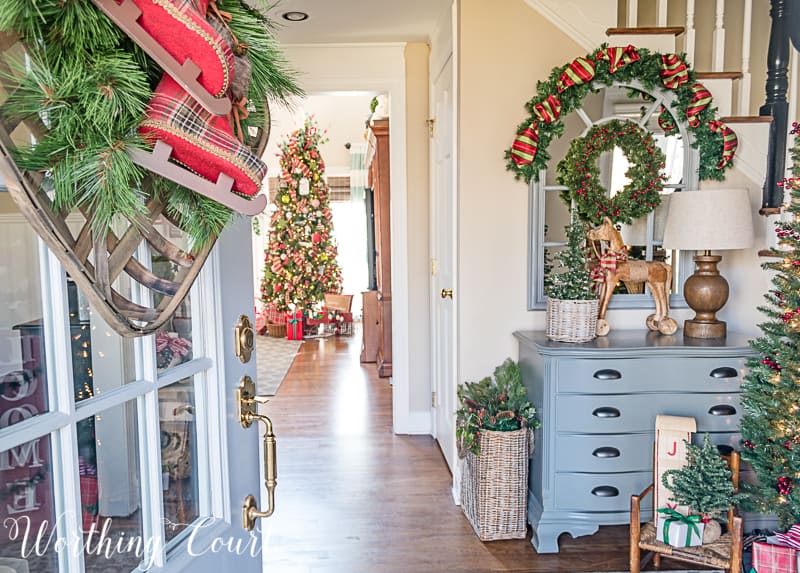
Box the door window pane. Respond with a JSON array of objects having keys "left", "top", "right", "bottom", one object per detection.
[
  {"left": 0, "top": 203, "right": 51, "bottom": 428},
  {"left": 152, "top": 218, "right": 194, "bottom": 373},
  {"left": 0, "top": 436, "right": 59, "bottom": 573},
  {"left": 81, "top": 401, "right": 145, "bottom": 572},
  {"left": 71, "top": 281, "right": 136, "bottom": 403},
  {"left": 159, "top": 378, "right": 200, "bottom": 541}
]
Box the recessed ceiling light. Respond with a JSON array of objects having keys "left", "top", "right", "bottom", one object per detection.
[{"left": 282, "top": 11, "right": 309, "bottom": 22}]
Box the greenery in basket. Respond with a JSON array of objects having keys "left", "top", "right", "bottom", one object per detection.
[
  {"left": 456, "top": 359, "right": 540, "bottom": 456},
  {"left": 661, "top": 434, "right": 742, "bottom": 522},
  {"left": 544, "top": 216, "right": 596, "bottom": 301}
]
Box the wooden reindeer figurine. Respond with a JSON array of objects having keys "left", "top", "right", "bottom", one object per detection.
[{"left": 586, "top": 217, "right": 678, "bottom": 336}]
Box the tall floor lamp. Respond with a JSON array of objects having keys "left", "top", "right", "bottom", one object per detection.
[{"left": 662, "top": 189, "right": 754, "bottom": 339}]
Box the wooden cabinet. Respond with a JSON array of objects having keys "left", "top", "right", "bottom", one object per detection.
[
  {"left": 514, "top": 330, "right": 754, "bottom": 553},
  {"left": 360, "top": 290, "right": 379, "bottom": 363},
  {"left": 366, "top": 119, "right": 392, "bottom": 377}
]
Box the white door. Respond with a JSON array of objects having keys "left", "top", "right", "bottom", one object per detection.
[
  {"left": 0, "top": 188, "right": 263, "bottom": 572},
  {"left": 430, "top": 55, "right": 457, "bottom": 473}
]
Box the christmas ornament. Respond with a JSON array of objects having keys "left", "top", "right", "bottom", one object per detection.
[
  {"left": 778, "top": 476, "right": 794, "bottom": 496},
  {"left": 299, "top": 178, "right": 310, "bottom": 195}
]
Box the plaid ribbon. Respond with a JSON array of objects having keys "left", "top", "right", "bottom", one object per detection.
[
  {"left": 140, "top": 76, "right": 267, "bottom": 196},
  {"left": 660, "top": 54, "right": 690, "bottom": 89},
  {"left": 596, "top": 45, "right": 640, "bottom": 73},
  {"left": 557, "top": 57, "right": 596, "bottom": 92},
  {"left": 658, "top": 508, "right": 702, "bottom": 546},
  {"left": 708, "top": 120, "right": 738, "bottom": 168}
]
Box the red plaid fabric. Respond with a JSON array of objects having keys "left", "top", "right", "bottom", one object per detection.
[
  {"left": 754, "top": 540, "right": 798, "bottom": 573},
  {"left": 140, "top": 75, "right": 267, "bottom": 197},
  {"left": 80, "top": 475, "right": 99, "bottom": 532}
]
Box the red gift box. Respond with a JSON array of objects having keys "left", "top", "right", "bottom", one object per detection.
[
  {"left": 80, "top": 475, "right": 99, "bottom": 532},
  {"left": 754, "top": 540, "right": 799, "bottom": 573},
  {"left": 305, "top": 307, "right": 329, "bottom": 326},
  {"left": 341, "top": 312, "right": 353, "bottom": 323},
  {"left": 286, "top": 312, "right": 304, "bottom": 340}
]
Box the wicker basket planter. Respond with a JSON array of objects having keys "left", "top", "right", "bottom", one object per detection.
[
  {"left": 545, "top": 297, "right": 599, "bottom": 342},
  {"left": 266, "top": 322, "right": 287, "bottom": 338},
  {"left": 460, "top": 428, "right": 532, "bottom": 541}
]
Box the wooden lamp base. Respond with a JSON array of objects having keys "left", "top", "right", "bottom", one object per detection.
[{"left": 683, "top": 254, "right": 729, "bottom": 339}]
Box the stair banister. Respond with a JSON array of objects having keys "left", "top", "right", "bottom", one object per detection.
[
  {"left": 761, "top": 0, "right": 791, "bottom": 210},
  {"left": 739, "top": 0, "right": 753, "bottom": 115}
]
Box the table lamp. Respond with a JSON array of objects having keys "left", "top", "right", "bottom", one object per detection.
[{"left": 662, "top": 188, "right": 754, "bottom": 339}]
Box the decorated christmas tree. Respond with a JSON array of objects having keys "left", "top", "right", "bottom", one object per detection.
[
  {"left": 740, "top": 122, "right": 800, "bottom": 528},
  {"left": 261, "top": 119, "right": 343, "bottom": 312},
  {"left": 545, "top": 215, "right": 596, "bottom": 300}
]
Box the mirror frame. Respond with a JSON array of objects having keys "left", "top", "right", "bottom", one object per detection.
[{"left": 527, "top": 80, "right": 696, "bottom": 311}]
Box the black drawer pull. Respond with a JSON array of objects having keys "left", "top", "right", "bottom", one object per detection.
[
  {"left": 591, "top": 486, "right": 619, "bottom": 497},
  {"left": 592, "top": 447, "right": 621, "bottom": 458},
  {"left": 708, "top": 404, "right": 737, "bottom": 416},
  {"left": 710, "top": 367, "right": 738, "bottom": 379},
  {"left": 592, "top": 407, "right": 621, "bottom": 418},
  {"left": 593, "top": 369, "right": 622, "bottom": 380}
]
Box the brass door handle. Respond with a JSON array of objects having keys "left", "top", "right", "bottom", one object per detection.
[
  {"left": 237, "top": 376, "right": 277, "bottom": 531},
  {"left": 440, "top": 288, "right": 453, "bottom": 299}
]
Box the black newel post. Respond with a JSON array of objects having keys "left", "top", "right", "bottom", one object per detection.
[{"left": 760, "top": 0, "right": 791, "bottom": 210}]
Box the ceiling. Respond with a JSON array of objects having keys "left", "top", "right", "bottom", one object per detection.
[{"left": 267, "top": 0, "right": 451, "bottom": 44}]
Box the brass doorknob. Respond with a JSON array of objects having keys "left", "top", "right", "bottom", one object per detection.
[{"left": 440, "top": 288, "right": 453, "bottom": 299}]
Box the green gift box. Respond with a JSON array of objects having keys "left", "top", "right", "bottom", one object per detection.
[{"left": 656, "top": 509, "right": 704, "bottom": 547}]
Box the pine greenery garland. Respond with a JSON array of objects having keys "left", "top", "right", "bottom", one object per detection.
[
  {"left": 506, "top": 45, "right": 731, "bottom": 184},
  {"left": 545, "top": 216, "right": 596, "bottom": 300},
  {"left": 740, "top": 123, "right": 800, "bottom": 528},
  {"left": 0, "top": 0, "right": 301, "bottom": 250},
  {"left": 661, "top": 434, "right": 738, "bottom": 520}
]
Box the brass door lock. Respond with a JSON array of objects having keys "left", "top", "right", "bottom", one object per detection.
[
  {"left": 234, "top": 314, "right": 255, "bottom": 363},
  {"left": 237, "top": 376, "right": 277, "bottom": 531}
]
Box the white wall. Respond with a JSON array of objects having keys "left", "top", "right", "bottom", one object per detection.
[{"left": 263, "top": 93, "right": 376, "bottom": 174}]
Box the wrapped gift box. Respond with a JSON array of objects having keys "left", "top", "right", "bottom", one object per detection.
[
  {"left": 286, "top": 312, "right": 303, "bottom": 340},
  {"left": 80, "top": 475, "right": 99, "bottom": 532},
  {"left": 754, "top": 537, "right": 799, "bottom": 573},
  {"left": 655, "top": 513, "right": 704, "bottom": 548}
]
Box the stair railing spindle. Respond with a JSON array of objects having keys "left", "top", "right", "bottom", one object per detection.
[
  {"left": 685, "top": 0, "right": 696, "bottom": 65},
  {"left": 713, "top": 0, "right": 727, "bottom": 71},
  {"left": 739, "top": 0, "right": 753, "bottom": 115}
]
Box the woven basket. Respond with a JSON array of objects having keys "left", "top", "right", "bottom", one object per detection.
[
  {"left": 460, "top": 428, "right": 531, "bottom": 541},
  {"left": 266, "top": 322, "right": 287, "bottom": 338},
  {"left": 545, "top": 297, "right": 599, "bottom": 342}
]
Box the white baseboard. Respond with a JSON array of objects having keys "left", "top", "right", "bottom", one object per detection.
[{"left": 395, "top": 410, "right": 432, "bottom": 435}]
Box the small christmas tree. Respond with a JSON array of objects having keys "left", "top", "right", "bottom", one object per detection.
[
  {"left": 261, "top": 118, "right": 343, "bottom": 312},
  {"left": 740, "top": 122, "right": 800, "bottom": 528},
  {"left": 545, "top": 215, "right": 596, "bottom": 300},
  {"left": 662, "top": 434, "right": 738, "bottom": 521}
]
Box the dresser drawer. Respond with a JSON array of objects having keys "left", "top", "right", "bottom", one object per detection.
[
  {"left": 556, "top": 394, "right": 741, "bottom": 434},
  {"left": 554, "top": 471, "right": 652, "bottom": 512},
  {"left": 556, "top": 357, "right": 746, "bottom": 394},
  {"left": 555, "top": 433, "right": 653, "bottom": 472}
]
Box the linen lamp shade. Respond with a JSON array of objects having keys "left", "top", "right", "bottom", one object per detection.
[{"left": 662, "top": 189, "right": 754, "bottom": 338}]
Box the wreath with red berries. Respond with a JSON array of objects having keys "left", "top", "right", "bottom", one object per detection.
[{"left": 556, "top": 119, "right": 667, "bottom": 225}]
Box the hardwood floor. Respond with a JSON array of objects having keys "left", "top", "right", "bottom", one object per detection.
[{"left": 261, "top": 332, "right": 699, "bottom": 573}]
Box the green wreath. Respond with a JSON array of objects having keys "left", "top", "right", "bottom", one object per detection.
[
  {"left": 557, "top": 119, "right": 666, "bottom": 225},
  {"left": 506, "top": 45, "right": 733, "bottom": 184}
]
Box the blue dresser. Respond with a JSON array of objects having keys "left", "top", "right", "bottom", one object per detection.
[{"left": 514, "top": 330, "right": 753, "bottom": 553}]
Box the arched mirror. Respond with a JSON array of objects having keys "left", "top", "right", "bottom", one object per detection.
[{"left": 528, "top": 81, "right": 697, "bottom": 310}]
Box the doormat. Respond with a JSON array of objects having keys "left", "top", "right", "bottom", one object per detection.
[{"left": 255, "top": 334, "right": 303, "bottom": 396}]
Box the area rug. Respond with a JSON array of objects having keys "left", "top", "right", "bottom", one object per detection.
[{"left": 255, "top": 334, "right": 303, "bottom": 396}]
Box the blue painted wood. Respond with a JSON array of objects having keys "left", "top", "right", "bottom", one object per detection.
[{"left": 515, "top": 329, "right": 754, "bottom": 554}]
